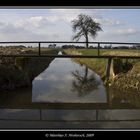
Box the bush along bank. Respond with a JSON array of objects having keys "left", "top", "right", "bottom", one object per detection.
[{"left": 110, "top": 60, "right": 140, "bottom": 93}]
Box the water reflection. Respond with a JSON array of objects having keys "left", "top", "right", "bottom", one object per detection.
[
  {"left": 71, "top": 66, "right": 100, "bottom": 97},
  {"left": 32, "top": 57, "right": 107, "bottom": 103},
  {"left": 0, "top": 52, "right": 140, "bottom": 109}
]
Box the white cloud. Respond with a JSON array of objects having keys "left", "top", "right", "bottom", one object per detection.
[
  {"left": 0, "top": 23, "right": 24, "bottom": 34},
  {"left": 0, "top": 21, "right": 6, "bottom": 27},
  {"left": 101, "top": 19, "right": 124, "bottom": 26},
  {"left": 48, "top": 9, "right": 124, "bottom": 27},
  {"left": 0, "top": 22, "right": 50, "bottom": 41},
  {"left": 116, "top": 28, "right": 140, "bottom": 35},
  {"left": 47, "top": 9, "right": 101, "bottom": 23},
  {"left": 15, "top": 16, "right": 50, "bottom": 28},
  {"left": 0, "top": 9, "right": 125, "bottom": 41},
  {"left": 0, "top": 9, "right": 139, "bottom": 43}
]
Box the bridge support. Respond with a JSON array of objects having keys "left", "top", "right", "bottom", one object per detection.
[
  {"left": 38, "top": 42, "right": 41, "bottom": 56},
  {"left": 105, "top": 58, "right": 112, "bottom": 81},
  {"left": 98, "top": 43, "right": 100, "bottom": 56},
  {"left": 105, "top": 58, "right": 116, "bottom": 82}
]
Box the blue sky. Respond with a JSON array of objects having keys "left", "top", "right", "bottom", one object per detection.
[{"left": 0, "top": 9, "right": 140, "bottom": 43}]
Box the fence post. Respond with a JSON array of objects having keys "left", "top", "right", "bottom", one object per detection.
[
  {"left": 98, "top": 43, "right": 100, "bottom": 56},
  {"left": 38, "top": 42, "right": 41, "bottom": 56}
]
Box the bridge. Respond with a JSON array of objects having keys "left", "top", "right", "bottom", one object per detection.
[{"left": 0, "top": 41, "right": 140, "bottom": 80}]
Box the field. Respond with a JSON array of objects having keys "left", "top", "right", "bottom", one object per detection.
[
  {"left": 0, "top": 46, "right": 59, "bottom": 55},
  {"left": 75, "top": 48, "right": 140, "bottom": 56}
]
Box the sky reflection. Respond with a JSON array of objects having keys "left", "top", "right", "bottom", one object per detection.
[{"left": 32, "top": 56, "right": 107, "bottom": 103}]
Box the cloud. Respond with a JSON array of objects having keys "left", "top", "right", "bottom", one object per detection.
[
  {"left": 49, "top": 9, "right": 124, "bottom": 26},
  {"left": 0, "top": 22, "right": 49, "bottom": 41},
  {"left": 101, "top": 19, "right": 124, "bottom": 26},
  {"left": 15, "top": 16, "right": 53, "bottom": 29},
  {"left": 47, "top": 9, "right": 101, "bottom": 23},
  {"left": 0, "top": 21, "right": 6, "bottom": 27},
  {"left": 15, "top": 10, "right": 92, "bottom": 29},
  {"left": 116, "top": 28, "right": 140, "bottom": 35},
  {"left": 0, "top": 23, "right": 24, "bottom": 34},
  {"left": 0, "top": 9, "right": 139, "bottom": 43},
  {"left": 0, "top": 18, "right": 66, "bottom": 41}
]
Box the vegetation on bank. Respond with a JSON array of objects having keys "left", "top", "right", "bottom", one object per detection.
[
  {"left": 63, "top": 49, "right": 140, "bottom": 78},
  {"left": 63, "top": 49, "right": 107, "bottom": 78},
  {"left": 111, "top": 61, "right": 140, "bottom": 92},
  {"left": 63, "top": 48, "right": 140, "bottom": 92}
]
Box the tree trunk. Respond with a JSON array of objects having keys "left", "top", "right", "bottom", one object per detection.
[{"left": 85, "top": 34, "right": 89, "bottom": 48}]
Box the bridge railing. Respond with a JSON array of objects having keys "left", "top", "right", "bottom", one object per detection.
[{"left": 0, "top": 41, "right": 140, "bottom": 58}]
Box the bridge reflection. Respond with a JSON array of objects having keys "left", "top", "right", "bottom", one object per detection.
[{"left": 0, "top": 86, "right": 139, "bottom": 109}]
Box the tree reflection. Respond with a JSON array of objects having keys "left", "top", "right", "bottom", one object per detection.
[{"left": 71, "top": 66, "right": 100, "bottom": 97}]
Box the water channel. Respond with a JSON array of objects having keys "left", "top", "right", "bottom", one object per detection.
[
  {"left": 32, "top": 52, "right": 107, "bottom": 103},
  {"left": 0, "top": 51, "right": 140, "bottom": 109},
  {"left": 0, "top": 51, "right": 140, "bottom": 128}
]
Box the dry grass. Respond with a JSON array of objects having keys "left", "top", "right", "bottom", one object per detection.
[{"left": 102, "top": 49, "right": 140, "bottom": 56}]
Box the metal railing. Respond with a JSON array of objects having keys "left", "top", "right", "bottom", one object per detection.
[{"left": 0, "top": 41, "right": 140, "bottom": 58}]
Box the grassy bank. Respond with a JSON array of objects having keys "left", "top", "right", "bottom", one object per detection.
[
  {"left": 111, "top": 61, "right": 140, "bottom": 92},
  {"left": 63, "top": 49, "right": 107, "bottom": 78},
  {"left": 63, "top": 48, "right": 140, "bottom": 92}
]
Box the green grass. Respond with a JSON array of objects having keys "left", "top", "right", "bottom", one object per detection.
[{"left": 76, "top": 49, "right": 98, "bottom": 55}]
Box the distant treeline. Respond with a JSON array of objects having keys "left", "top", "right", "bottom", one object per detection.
[
  {"left": 0, "top": 44, "right": 140, "bottom": 49},
  {"left": 62, "top": 45, "right": 85, "bottom": 49},
  {"left": 0, "top": 45, "right": 26, "bottom": 49},
  {"left": 62, "top": 45, "right": 140, "bottom": 49}
]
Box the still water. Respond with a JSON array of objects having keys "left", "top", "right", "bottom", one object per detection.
[
  {"left": 32, "top": 52, "right": 107, "bottom": 103},
  {"left": 0, "top": 52, "right": 140, "bottom": 109},
  {"left": 1, "top": 52, "right": 140, "bottom": 128}
]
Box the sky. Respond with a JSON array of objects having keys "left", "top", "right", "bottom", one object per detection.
[{"left": 0, "top": 8, "right": 140, "bottom": 43}]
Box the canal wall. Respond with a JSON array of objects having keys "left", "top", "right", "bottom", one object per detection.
[{"left": 0, "top": 50, "right": 58, "bottom": 91}]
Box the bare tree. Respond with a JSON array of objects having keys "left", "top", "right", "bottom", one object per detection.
[
  {"left": 72, "top": 14, "right": 102, "bottom": 48},
  {"left": 71, "top": 66, "right": 100, "bottom": 96}
]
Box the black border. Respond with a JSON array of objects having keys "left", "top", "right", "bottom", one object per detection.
[
  {"left": 0, "top": 0, "right": 140, "bottom": 6},
  {"left": 0, "top": 0, "right": 140, "bottom": 138},
  {"left": 0, "top": 130, "right": 140, "bottom": 139}
]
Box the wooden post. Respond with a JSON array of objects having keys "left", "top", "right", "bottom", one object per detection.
[
  {"left": 98, "top": 43, "right": 100, "bottom": 56},
  {"left": 38, "top": 42, "right": 41, "bottom": 56},
  {"left": 106, "top": 58, "right": 112, "bottom": 81}
]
